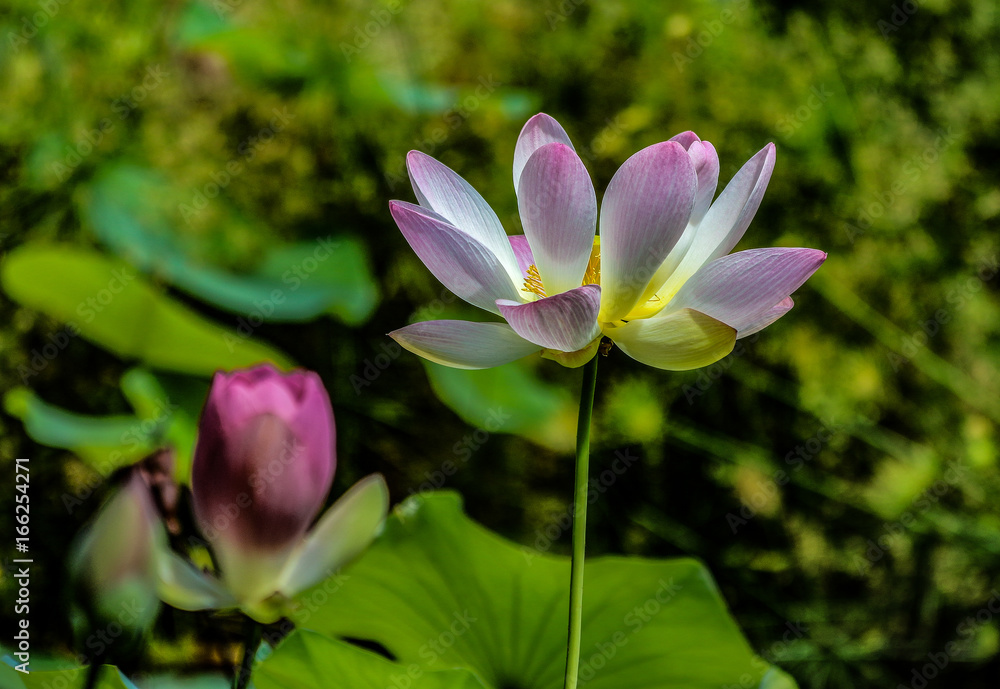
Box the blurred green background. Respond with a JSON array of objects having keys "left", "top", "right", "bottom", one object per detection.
[{"left": 1, "top": 0, "right": 999, "bottom": 687}]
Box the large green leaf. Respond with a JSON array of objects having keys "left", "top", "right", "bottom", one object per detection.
[
  {"left": 84, "top": 165, "right": 379, "bottom": 325},
  {"left": 4, "top": 663, "right": 227, "bottom": 689},
  {"left": 3, "top": 370, "right": 202, "bottom": 484},
  {"left": 1, "top": 658, "right": 225, "bottom": 689},
  {"left": 759, "top": 667, "right": 800, "bottom": 689},
  {"left": 3, "top": 388, "right": 153, "bottom": 474},
  {"left": 255, "top": 630, "right": 486, "bottom": 689},
  {"left": 15, "top": 666, "right": 135, "bottom": 689},
  {"left": 422, "top": 361, "right": 576, "bottom": 452},
  {"left": 289, "top": 492, "right": 792, "bottom": 689},
  {"left": 255, "top": 240, "right": 379, "bottom": 326},
  {"left": 0, "top": 661, "right": 27, "bottom": 689},
  {"left": 132, "top": 675, "right": 227, "bottom": 689},
  {"left": 0, "top": 245, "right": 292, "bottom": 375}
]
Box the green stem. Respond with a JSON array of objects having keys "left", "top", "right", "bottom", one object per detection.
[
  {"left": 83, "top": 661, "right": 102, "bottom": 689},
  {"left": 563, "top": 353, "right": 599, "bottom": 689},
  {"left": 233, "top": 619, "right": 263, "bottom": 689}
]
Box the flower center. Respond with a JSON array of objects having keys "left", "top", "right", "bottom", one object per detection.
[{"left": 521, "top": 238, "right": 602, "bottom": 299}]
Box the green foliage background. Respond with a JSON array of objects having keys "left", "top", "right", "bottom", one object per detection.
[{"left": 1, "top": 0, "right": 999, "bottom": 687}]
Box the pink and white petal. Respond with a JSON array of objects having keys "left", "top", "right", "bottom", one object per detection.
[
  {"left": 155, "top": 550, "right": 235, "bottom": 611},
  {"left": 277, "top": 474, "right": 389, "bottom": 599},
  {"left": 497, "top": 284, "right": 602, "bottom": 351},
  {"left": 513, "top": 113, "right": 575, "bottom": 193},
  {"left": 705, "top": 142, "right": 776, "bottom": 258},
  {"left": 518, "top": 143, "right": 597, "bottom": 295},
  {"left": 541, "top": 337, "right": 601, "bottom": 368},
  {"left": 669, "top": 131, "right": 701, "bottom": 148},
  {"left": 630, "top": 139, "right": 721, "bottom": 311},
  {"left": 213, "top": 544, "right": 294, "bottom": 606},
  {"left": 629, "top": 226, "right": 697, "bottom": 318},
  {"left": 598, "top": 141, "right": 697, "bottom": 322},
  {"left": 664, "top": 248, "right": 825, "bottom": 331},
  {"left": 657, "top": 143, "right": 776, "bottom": 296},
  {"left": 670, "top": 133, "right": 720, "bottom": 225},
  {"left": 509, "top": 234, "right": 535, "bottom": 275},
  {"left": 389, "top": 320, "right": 541, "bottom": 369},
  {"left": 690, "top": 141, "right": 720, "bottom": 225},
  {"left": 610, "top": 308, "right": 737, "bottom": 371},
  {"left": 390, "top": 201, "right": 521, "bottom": 314},
  {"left": 406, "top": 151, "right": 521, "bottom": 284},
  {"left": 738, "top": 297, "right": 794, "bottom": 338}
]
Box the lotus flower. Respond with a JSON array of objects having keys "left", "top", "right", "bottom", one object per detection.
[
  {"left": 70, "top": 469, "right": 164, "bottom": 631},
  {"left": 156, "top": 364, "right": 389, "bottom": 623},
  {"left": 388, "top": 114, "right": 825, "bottom": 370}
]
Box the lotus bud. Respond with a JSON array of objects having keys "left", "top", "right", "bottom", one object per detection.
[
  {"left": 70, "top": 469, "right": 163, "bottom": 639},
  {"left": 191, "top": 364, "right": 336, "bottom": 601},
  {"left": 156, "top": 365, "right": 388, "bottom": 622}
]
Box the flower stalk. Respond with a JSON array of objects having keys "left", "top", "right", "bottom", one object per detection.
[
  {"left": 233, "top": 619, "right": 263, "bottom": 689},
  {"left": 563, "top": 352, "right": 599, "bottom": 689}
]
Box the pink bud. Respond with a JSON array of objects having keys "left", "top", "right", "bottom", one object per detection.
[
  {"left": 71, "top": 470, "right": 162, "bottom": 628},
  {"left": 191, "top": 365, "right": 335, "bottom": 572}
]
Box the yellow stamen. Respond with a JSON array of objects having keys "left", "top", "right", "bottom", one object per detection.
[
  {"left": 523, "top": 264, "right": 547, "bottom": 297},
  {"left": 583, "top": 237, "right": 601, "bottom": 286}
]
